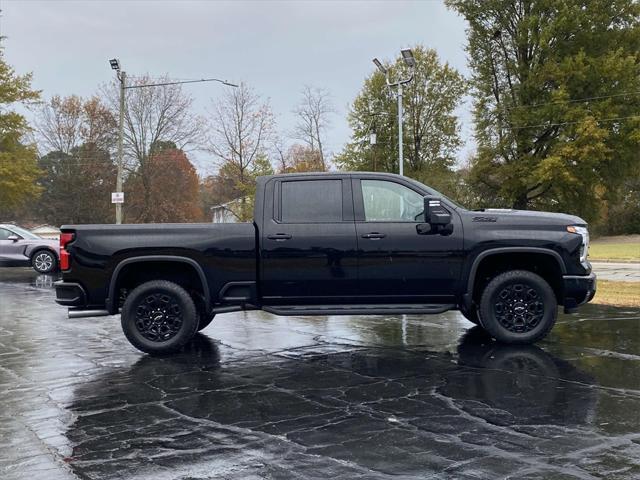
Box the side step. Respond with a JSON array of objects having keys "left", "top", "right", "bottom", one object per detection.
[{"left": 262, "top": 304, "right": 456, "bottom": 316}]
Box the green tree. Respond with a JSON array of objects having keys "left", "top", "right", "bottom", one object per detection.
[
  {"left": 35, "top": 144, "right": 117, "bottom": 225},
  {"left": 447, "top": 0, "right": 640, "bottom": 221},
  {"left": 336, "top": 45, "right": 466, "bottom": 195},
  {"left": 0, "top": 42, "right": 41, "bottom": 215}
]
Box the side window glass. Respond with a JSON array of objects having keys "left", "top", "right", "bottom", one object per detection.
[
  {"left": 0, "top": 229, "right": 12, "bottom": 240},
  {"left": 281, "top": 179, "right": 343, "bottom": 223},
  {"left": 361, "top": 180, "right": 424, "bottom": 222}
]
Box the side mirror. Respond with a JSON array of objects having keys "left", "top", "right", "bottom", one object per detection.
[
  {"left": 7, "top": 235, "right": 20, "bottom": 242},
  {"left": 424, "top": 196, "right": 451, "bottom": 226}
]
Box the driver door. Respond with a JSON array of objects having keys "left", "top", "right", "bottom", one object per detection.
[{"left": 353, "top": 176, "right": 464, "bottom": 304}]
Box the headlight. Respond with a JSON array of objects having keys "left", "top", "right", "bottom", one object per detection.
[{"left": 567, "top": 225, "right": 589, "bottom": 264}]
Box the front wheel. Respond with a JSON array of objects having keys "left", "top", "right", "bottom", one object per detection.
[
  {"left": 478, "top": 270, "right": 557, "bottom": 345},
  {"left": 121, "top": 280, "right": 199, "bottom": 354}
]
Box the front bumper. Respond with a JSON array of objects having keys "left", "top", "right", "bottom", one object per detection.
[
  {"left": 54, "top": 281, "right": 87, "bottom": 307},
  {"left": 563, "top": 272, "right": 597, "bottom": 313}
]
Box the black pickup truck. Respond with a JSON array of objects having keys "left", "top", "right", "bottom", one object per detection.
[{"left": 55, "top": 172, "right": 596, "bottom": 354}]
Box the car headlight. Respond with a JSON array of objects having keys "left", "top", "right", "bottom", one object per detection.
[{"left": 567, "top": 225, "right": 589, "bottom": 264}]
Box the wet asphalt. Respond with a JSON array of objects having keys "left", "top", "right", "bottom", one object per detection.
[{"left": 0, "top": 268, "right": 639, "bottom": 480}]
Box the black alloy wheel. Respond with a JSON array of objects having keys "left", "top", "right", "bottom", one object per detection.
[
  {"left": 121, "top": 280, "right": 198, "bottom": 354},
  {"left": 493, "top": 283, "right": 544, "bottom": 333},
  {"left": 134, "top": 292, "right": 184, "bottom": 342},
  {"left": 478, "top": 270, "right": 557, "bottom": 345}
]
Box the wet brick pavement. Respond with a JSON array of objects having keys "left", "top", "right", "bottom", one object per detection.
[{"left": 1, "top": 268, "right": 639, "bottom": 479}]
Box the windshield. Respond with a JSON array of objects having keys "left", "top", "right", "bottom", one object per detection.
[{"left": 8, "top": 226, "right": 41, "bottom": 240}]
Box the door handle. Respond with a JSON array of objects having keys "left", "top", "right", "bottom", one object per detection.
[
  {"left": 267, "top": 233, "right": 292, "bottom": 241},
  {"left": 361, "top": 232, "right": 386, "bottom": 239}
]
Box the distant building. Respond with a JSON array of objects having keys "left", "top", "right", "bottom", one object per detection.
[
  {"left": 210, "top": 198, "right": 244, "bottom": 223},
  {"left": 30, "top": 225, "right": 61, "bottom": 240}
]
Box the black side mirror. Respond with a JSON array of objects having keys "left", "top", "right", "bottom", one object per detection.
[
  {"left": 7, "top": 235, "right": 20, "bottom": 242},
  {"left": 424, "top": 196, "right": 451, "bottom": 226}
]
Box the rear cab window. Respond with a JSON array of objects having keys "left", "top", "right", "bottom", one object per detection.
[{"left": 276, "top": 178, "right": 352, "bottom": 223}]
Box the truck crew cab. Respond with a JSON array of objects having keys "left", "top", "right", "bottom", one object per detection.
[{"left": 55, "top": 172, "right": 596, "bottom": 354}]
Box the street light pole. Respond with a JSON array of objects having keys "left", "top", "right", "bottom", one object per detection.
[
  {"left": 108, "top": 58, "right": 238, "bottom": 224},
  {"left": 373, "top": 49, "right": 415, "bottom": 177},
  {"left": 110, "top": 58, "right": 125, "bottom": 224},
  {"left": 116, "top": 70, "right": 125, "bottom": 224}
]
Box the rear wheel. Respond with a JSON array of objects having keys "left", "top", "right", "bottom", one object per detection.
[
  {"left": 478, "top": 270, "right": 557, "bottom": 344},
  {"left": 121, "top": 280, "right": 198, "bottom": 355},
  {"left": 32, "top": 250, "right": 57, "bottom": 274}
]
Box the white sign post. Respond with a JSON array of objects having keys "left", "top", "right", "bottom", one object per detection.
[{"left": 111, "top": 192, "right": 125, "bottom": 204}]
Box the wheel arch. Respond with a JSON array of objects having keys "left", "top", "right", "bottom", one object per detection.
[
  {"left": 107, "top": 255, "right": 211, "bottom": 314},
  {"left": 29, "top": 246, "right": 58, "bottom": 261},
  {"left": 464, "top": 247, "right": 566, "bottom": 309}
]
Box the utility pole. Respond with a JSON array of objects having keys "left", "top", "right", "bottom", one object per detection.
[
  {"left": 108, "top": 58, "right": 237, "bottom": 224},
  {"left": 373, "top": 49, "right": 416, "bottom": 176}
]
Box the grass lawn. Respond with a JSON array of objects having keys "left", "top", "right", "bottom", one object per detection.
[
  {"left": 592, "top": 280, "right": 640, "bottom": 307},
  {"left": 589, "top": 237, "right": 640, "bottom": 262}
]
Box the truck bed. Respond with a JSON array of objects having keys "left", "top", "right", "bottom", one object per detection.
[{"left": 61, "top": 223, "right": 257, "bottom": 308}]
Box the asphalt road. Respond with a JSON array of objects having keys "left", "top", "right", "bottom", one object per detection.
[
  {"left": 591, "top": 262, "right": 640, "bottom": 282},
  {"left": 1, "top": 268, "right": 639, "bottom": 480}
]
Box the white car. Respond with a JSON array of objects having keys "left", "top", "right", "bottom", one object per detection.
[{"left": 0, "top": 224, "right": 60, "bottom": 274}]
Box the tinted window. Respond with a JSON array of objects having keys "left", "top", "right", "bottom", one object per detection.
[
  {"left": 281, "top": 180, "right": 343, "bottom": 223},
  {"left": 0, "top": 228, "right": 13, "bottom": 240},
  {"left": 8, "top": 226, "right": 39, "bottom": 239},
  {"left": 361, "top": 180, "right": 424, "bottom": 222}
]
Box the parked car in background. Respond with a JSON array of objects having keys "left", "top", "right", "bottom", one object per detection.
[{"left": 0, "top": 224, "right": 60, "bottom": 274}]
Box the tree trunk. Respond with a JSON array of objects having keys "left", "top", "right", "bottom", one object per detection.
[{"left": 513, "top": 194, "right": 528, "bottom": 210}]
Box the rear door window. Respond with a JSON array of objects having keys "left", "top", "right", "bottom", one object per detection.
[{"left": 280, "top": 180, "right": 343, "bottom": 223}]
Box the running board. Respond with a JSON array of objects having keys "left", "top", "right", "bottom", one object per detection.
[{"left": 262, "top": 304, "right": 456, "bottom": 316}]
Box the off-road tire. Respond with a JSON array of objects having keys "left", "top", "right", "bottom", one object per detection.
[
  {"left": 121, "top": 280, "right": 199, "bottom": 355},
  {"left": 478, "top": 270, "right": 557, "bottom": 345}
]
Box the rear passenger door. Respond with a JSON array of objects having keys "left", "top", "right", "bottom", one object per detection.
[{"left": 260, "top": 176, "right": 359, "bottom": 304}]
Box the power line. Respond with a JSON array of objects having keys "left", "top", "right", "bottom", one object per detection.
[
  {"left": 508, "top": 114, "right": 640, "bottom": 130},
  {"left": 505, "top": 90, "right": 640, "bottom": 110},
  {"left": 125, "top": 77, "right": 238, "bottom": 90}
]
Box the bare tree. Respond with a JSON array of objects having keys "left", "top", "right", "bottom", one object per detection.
[
  {"left": 104, "top": 75, "right": 203, "bottom": 170},
  {"left": 271, "top": 135, "right": 290, "bottom": 173},
  {"left": 103, "top": 75, "right": 203, "bottom": 221},
  {"left": 36, "top": 95, "right": 115, "bottom": 154},
  {"left": 291, "top": 85, "right": 334, "bottom": 170},
  {"left": 207, "top": 82, "right": 274, "bottom": 189}
]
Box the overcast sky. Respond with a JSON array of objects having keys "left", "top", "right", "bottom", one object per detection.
[{"left": 2, "top": 0, "right": 473, "bottom": 174}]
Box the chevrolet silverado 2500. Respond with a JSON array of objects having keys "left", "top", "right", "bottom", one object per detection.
[{"left": 55, "top": 172, "right": 596, "bottom": 354}]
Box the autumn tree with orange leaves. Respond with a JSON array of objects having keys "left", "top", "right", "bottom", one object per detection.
[{"left": 125, "top": 143, "right": 202, "bottom": 223}]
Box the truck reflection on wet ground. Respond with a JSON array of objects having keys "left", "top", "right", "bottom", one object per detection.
[{"left": 1, "top": 268, "right": 639, "bottom": 479}]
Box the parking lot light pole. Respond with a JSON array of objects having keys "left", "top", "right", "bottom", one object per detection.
[
  {"left": 372, "top": 49, "right": 416, "bottom": 177},
  {"left": 108, "top": 58, "right": 238, "bottom": 224},
  {"left": 109, "top": 59, "right": 125, "bottom": 224}
]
